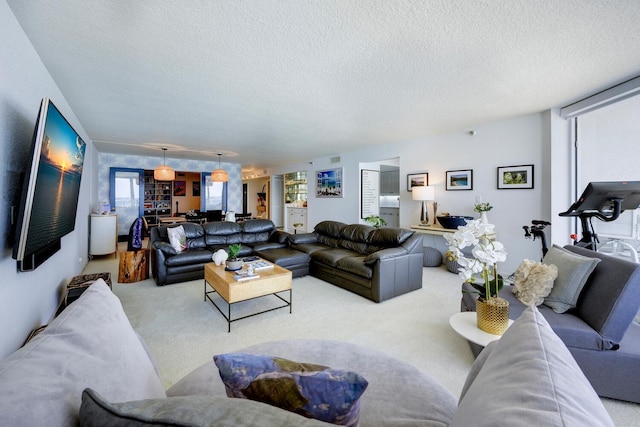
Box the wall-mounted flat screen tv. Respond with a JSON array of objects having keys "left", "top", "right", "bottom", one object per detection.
[{"left": 12, "top": 98, "right": 86, "bottom": 271}]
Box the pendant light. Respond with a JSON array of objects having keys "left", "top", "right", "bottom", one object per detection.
[
  {"left": 154, "top": 147, "right": 175, "bottom": 181},
  {"left": 211, "top": 153, "right": 229, "bottom": 182}
]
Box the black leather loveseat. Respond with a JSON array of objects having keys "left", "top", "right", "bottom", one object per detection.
[{"left": 151, "top": 220, "right": 291, "bottom": 286}]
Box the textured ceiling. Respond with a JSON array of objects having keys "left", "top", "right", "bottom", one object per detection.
[{"left": 7, "top": 1, "right": 640, "bottom": 172}]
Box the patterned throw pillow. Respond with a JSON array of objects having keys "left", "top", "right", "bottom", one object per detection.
[
  {"left": 167, "top": 225, "right": 188, "bottom": 253},
  {"left": 214, "top": 353, "right": 368, "bottom": 427}
]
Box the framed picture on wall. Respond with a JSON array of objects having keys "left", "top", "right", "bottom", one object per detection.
[
  {"left": 407, "top": 173, "right": 428, "bottom": 191},
  {"left": 173, "top": 180, "right": 186, "bottom": 196},
  {"left": 316, "top": 167, "right": 343, "bottom": 198},
  {"left": 446, "top": 169, "right": 473, "bottom": 191},
  {"left": 497, "top": 164, "right": 534, "bottom": 189}
]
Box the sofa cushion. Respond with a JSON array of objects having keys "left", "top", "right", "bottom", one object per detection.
[
  {"left": 312, "top": 248, "right": 360, "bottom": 267},
  {"left": 164, "top": 248, "right": 216, "bottom": 267},
  {"left": 167, "top": 339, "right": 457, "bottom": 426},
  {"left": 214, "top": 353, "right": 368, "bottom": 427},
  {"left": 450, "top": 306, "right": 614, "bottom": 427},
  {"left": 335, "top": 256, "right": 372, "bottom": 279},
  {"left": 542, "top": 244, "right": 600, "bottom": 313},
  {"left": 0, "top": 280, "right": 166, "bottom": 427},
  {"left": 80, "top": 388, "right": 331, "bottom": 427},
  {"left": 564, "top": 245, "right": 640, "bottom": 348},
  {"left": 367, "top": 227, "right": 413, "bottom": 252},
  {"left": 202, "top": 221, "right": 243, "bottom": 245}
]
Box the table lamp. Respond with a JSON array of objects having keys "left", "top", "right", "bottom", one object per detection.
[{"left": 412, "top": 186, "right": 435, "bottom": 225}]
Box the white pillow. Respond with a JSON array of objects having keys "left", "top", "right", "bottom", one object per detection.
[{"left": 167, "top": 225, "right": 188, "bottom": 253}]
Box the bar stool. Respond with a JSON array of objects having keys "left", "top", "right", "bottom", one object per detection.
[{"left": 293, "top": 223, "right": 304, "bottom": 234}]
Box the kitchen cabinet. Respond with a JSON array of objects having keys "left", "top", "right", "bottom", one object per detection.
[
  {"left": 380, "top": 170, "right": 400, "bottom": 194},
  {"left": 284, "top": 171, "right": 307, "bottom": 203},
  {"left": 285, "top": 207, "right": 307, "bottom": 233},
  {"left": 379, "top": 207, "right": 399, "bottom": 227}
]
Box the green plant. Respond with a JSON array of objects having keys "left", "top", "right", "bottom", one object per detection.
[
  {"left": 473, "top": 202, "right": 493, "bottom": 213},
  {"left": 227, "top": 244, "right": 243, "bottom": 260},
  {"left": 365, "top": 215, "right": 387, "bottom": 228}
]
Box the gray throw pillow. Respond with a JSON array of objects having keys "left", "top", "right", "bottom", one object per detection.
[
  {"left": 79, "top": 388, "right": 331, "bottom": 427},
  {"left": 542, "top": 244, "right": 600, "bottom": 313},
  {"left": 450, "top": 306, "right": 614, "bottom": 427}
]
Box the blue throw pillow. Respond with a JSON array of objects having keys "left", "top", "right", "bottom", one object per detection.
[{"left": 214, "top": 353, "right": 368, "bottom": 427}]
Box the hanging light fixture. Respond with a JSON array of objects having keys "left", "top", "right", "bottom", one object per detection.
[
  {"left": 211, "top": 153, "right": 229, "bottom": 182},
  {"left": 154, "top": 147, "right": 175, "bottom": 181}
]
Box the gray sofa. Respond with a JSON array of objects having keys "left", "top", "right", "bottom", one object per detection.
[
  {"left": 289, "top": 220, "right": 424, "bottom": 302},
  {"left": 0, "top": 279, "right": 615, "bottom": 426},
  {"left": 461, "top": 245, "right": 640, "bottom": 403}
]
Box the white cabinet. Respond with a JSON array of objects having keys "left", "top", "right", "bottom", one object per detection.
[
  {"left": 379, "top": 207, "right": 399, "bottom": 227},
  {"left": 286, "top": 207, "right": 307, "bottom": 233},
  {"left": 90, "top": 214, "right": 118, "bottom": 258},
  {"left": 380, "top": 170, "right": 400, "bottom": 194}
]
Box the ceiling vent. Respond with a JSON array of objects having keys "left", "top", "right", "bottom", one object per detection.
[{"left": 331, "top": 156, "right": 340, "bottom": 164}]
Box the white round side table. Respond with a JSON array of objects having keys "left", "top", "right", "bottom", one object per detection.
[{"left": 449, "top": 311, "right": 514, "bottom": 347}]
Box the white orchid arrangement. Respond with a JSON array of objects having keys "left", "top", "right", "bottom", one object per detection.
[{"left": 444, "top": 219, "right": 507, "bottom": 300}]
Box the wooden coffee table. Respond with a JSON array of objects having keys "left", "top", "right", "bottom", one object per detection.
[{"left": 204, "top": 261, "right": 293, "bottom": 332}]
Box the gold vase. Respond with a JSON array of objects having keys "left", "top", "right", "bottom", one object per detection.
[{"left": 476, "top": 297, "right": 510, "bottom": 335}]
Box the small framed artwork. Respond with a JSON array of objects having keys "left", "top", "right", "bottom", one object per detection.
[
  {"left": 446, "top": 169, "right": 473, "bottom": 191},
  {"left": 192, "top": 181, "right": 200, "bottom": 197},
  {"left": 173, "top": 181, "right": 186, "bottom": 196},
  {"left": 316, "top": 167, "right": 343, "bottom": 198},
  {"left": 407, "top": 173, "right": 429, "bottom": 192},
  {"left": 497, "top": 164, "right": 534, "bottom": 189}
]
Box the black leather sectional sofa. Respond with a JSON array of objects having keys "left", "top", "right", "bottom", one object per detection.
[{"left": 150, "top": 219, "right": 423, "bottom": 302}]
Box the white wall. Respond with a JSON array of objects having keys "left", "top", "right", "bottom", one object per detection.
[
  {"left": 269, "top": 113, "right": 553, "bottom": 274},
  {"left": 0, "top": 0, "right": 93, "bottom": 358}
]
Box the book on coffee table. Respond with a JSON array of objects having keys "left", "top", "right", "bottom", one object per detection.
[
  {"left": 246, "top": 260, "right": 274, "bottom": 270},
  {"left": 233, "top": 271, "right": 260, "bottom": 281}
]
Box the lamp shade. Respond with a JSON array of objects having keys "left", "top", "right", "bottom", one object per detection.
[
  {"left": 412, "top": 186, "right": 435, "bottom": 201},
  {"left": 211, "top": 168, "right": 229, "bottom": 182},
  {"left": 154, "top": 165, "right": 175, "bottom": 181},
  {"left": 211, "top": 153, "right": 229, "bottom": 182}
]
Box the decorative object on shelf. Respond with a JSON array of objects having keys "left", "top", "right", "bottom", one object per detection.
[
  {"left": 444, "top": 219, "right": 509, "bottom": 335},
  {"left": 364, "top": 215, "right": 387, "bottom": 228},
  {"left": 445, "top": 169, "right": 473, "bottom": 191},
  {"left": 211, "top": 153, "right": 229, "bottom": 182},
  {"left": 154, "top": 147, "right": 175, "bottom": 181},
  {"left": 497, "top": 164, "right": 534, "bottom": 189},
  {"left": 316, "top": 167, "right": 343, "bottom": 198},
  {"left": 225, "top": 244, "right": 243, "bottom": 271},
  {"left": 412, "top": 186, "right": 435, "bottom": 225},
  {"left": 474, "top": 201, "right": 493, "bottom": 224},
  {"left": 437, "top": 215, "right": 473, "bottom": 229},
  {"left": 406, "top": 172, "right": 429, "bottom": 192}
]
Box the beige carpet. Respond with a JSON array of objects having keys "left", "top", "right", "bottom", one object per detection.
[{"left": 84, "top": 248, "right": 640, "bottom": 425}]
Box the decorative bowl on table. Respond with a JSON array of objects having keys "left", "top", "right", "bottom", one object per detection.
[{"left": 437, "top": 215, "right": 474, "bottom": 229}]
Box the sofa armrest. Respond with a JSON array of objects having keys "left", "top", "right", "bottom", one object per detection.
[
  {"left": 153, "top": 241, "right": 177, "bottom": 256},
  {"left": 363, "top": 247, "right": 407, "bottom": 264},
  {"left": 272, "top": 230, "right": 292, "bottom": 244},
  {"left": 288, "top": 233, "right": 318, "bottom": 245}
]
